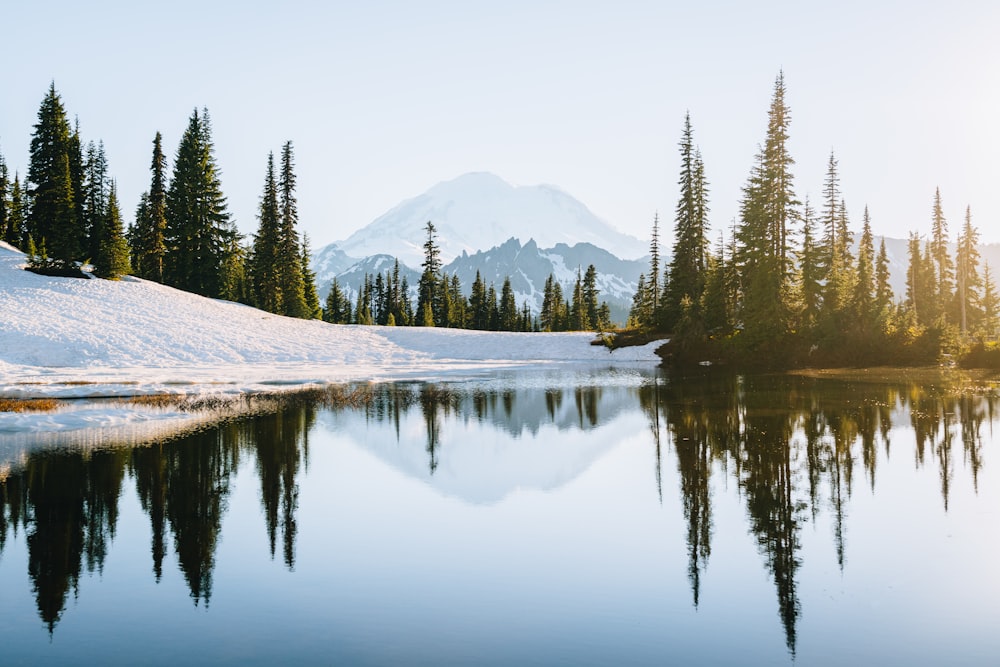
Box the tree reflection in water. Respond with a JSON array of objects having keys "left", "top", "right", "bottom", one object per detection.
[
  {"left": 0, "top": 373, "right": 995, "bottom": 646},
  {"left": 639, "top": 370, "right": 997, "bottom": 656}
]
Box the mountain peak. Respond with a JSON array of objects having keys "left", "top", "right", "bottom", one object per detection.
[{"left": 332, "top": 173, "right": 646, "bottom": 267}]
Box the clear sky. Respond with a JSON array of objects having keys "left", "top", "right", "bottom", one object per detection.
[{"left": 3, "top": 0, "right": 999, "bottom": 253}]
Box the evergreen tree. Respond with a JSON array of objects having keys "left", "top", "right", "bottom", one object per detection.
[
  {"left": 906, "top": 234, "right": 936, "bottom": 326},
  {"left": 82, "top": 140, "right": 110, "bottom": 261},
  {"left": 700, "top": 246, "right": 729, "bottom": 334},
  {"left": 630, "top": 274, "right": 649, "bottom": 328},
  {"left": 0, "top": 151, "right": 8, "bottom": 242},
  {"left": 164, "top": 109, "right": 237, "bottom": 297},
  {"left": 448, "top": 273, "right": 466, "bottom": 328},
  {"left": 277, "top": 141, "right": 307, "bottom": 318},
  {"left": 797, "top": 197, "right": 823, "bottom": 332},
  {"left": 569, "top": 268, "right": 586, "bottom": 330},
  {"left": 954, "top": 206, "right": 981, "bottom": 337},
  {"left": 583, "top": 264, "right": 600, "bottom": 329},
  {"left": 875, "top": 238, "right": 893, "bottom": 316},
  {"left": 980, "top": 264, "right": 998, "bottom": 339},
  {"left": 251, "top": 152, "right": 282, "bottom": 312},
  {"left": 929, "top": 188, "right": 954, "bottom": 322},
  {"left": 417, "top": 221, "right": 441, "bottom": 326},
  {"left": 92, "top": 182, "right": 130, "bottom": 279},
  {"left": 485, "top": 282, "right": 499, "bottom": 330},
  {"left": 852, "top": 207, "right": 875, "bottom": 327},
  {"left": 131, "top": 133, "right": 168, "bottom": 282},
  {"left": 470, "top": 270, "right": 489, "bottom": 330},
  {"left": 300, "top": 234, "right": 322, "bottom": 319},
  {"left": 648, "top": 211, "right": 661, "bottom": 322},
  {"left": 821, "top": 151, "right": 840, "bottom": 280},
  {"left": 27, "top": 83, "right": 81, "bottom": 266},
  {"left": 665, "top": 113, "right": 710, "bottom": 330},
  {"left": 498, "top": 277, "right": 518, "bottom": 331},
  {"left": 323, "top": 278, "right": 352, "bottom": 324},
  {"left": 5, "top": 174, "right": 26, "bottom": 246}
]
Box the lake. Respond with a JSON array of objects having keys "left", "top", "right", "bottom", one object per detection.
[{"left": 1, "top": 366, "right": 998, "bottom": 666}]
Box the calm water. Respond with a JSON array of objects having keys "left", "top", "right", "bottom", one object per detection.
[{"left": 1, "top": 367, "right": 998, "bottom": 666}]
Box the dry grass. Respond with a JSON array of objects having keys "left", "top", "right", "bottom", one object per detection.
[{"left": 0, "top": 398, "right": 61, "bottom": 413}]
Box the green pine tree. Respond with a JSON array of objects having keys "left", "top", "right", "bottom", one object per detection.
[
  {"left": 251, "top": 152, "right": 282, "bottom": 312},
  {"left": 498, "top": 276, "right": 518, "bottom": 331},
  {"left": 665, "top": 113, "right": 710, "bottom": 331},
  {"left": 954, "top": 206, "right": 981, "bottom": 337},
  {"left": 131, "top": 133, "right": 169, "bottom": 282},
  {"left": 276, "top": 141, "right": 308, "bottom": 317},
  {"left": 5, "top": 174, "right": 27, "bottom": 247},
  {"left": 301, "top": 234, "right": 322, "bottom": 319},
  {"left": 27, "top": 83, "right": 81, "bottom": 266},
  {"left": 980, "top": 264, "right": 998, "bottom": 339},
  {"left": 417, "top": 221, "right": 441, "bottom": 326},
  {"left": 929, "top": 188, "right": 954, "bottom": 322},
  {"left": 164, "top": 109, "right": 238, "bottom": 297},
  {"left": 92, "top": 182, "right": 130, "bottom": 279}
]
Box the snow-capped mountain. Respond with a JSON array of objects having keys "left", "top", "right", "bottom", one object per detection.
[{"left": 331, "top": 172, "right": 647, "bottom": 267}]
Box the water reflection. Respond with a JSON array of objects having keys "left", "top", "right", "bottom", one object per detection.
[
  {"left": 639, "top": 371, "right": 997, "bottom": 655},
  {"left": 0, "top": 372, "right": 996, "bottom": 657}
]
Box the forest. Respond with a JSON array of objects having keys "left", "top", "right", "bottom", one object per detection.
[{"left": 629, "top": 72, "right": 1000, "bottom": 368}]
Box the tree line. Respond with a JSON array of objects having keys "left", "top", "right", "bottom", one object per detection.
[
  {"left": 324, "top": 221, "right": 612, "bottom": 332},
  {"left": 0, "top": 83, "right": 321, "bottom": 318},
  {"left": 3, "top": 83, "right": 613, "bottom": 332},
  {"left": 631, "top": 72, "right": 999, "bottom": 367}
]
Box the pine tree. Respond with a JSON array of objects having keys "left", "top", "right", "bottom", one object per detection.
[
  {"left": 665, "top": 113, "right": 710, "bottom": 330},
  {"left": 648, "top": 211, "right": 661, "bottom": 322},
  {"left": 485, "top": 282, "right": 499, "bottom": 330},
  {"left": 131, "top": 133, "right": 168, "bottom": 282},
  {"left": 301, "top": 234, "right": 322, "bottom": 319},
  {"left": 852, "top": 206, "right": 875, "bottom": 327},
  {"left": 875, "top": 238, "right": 893, "bottom": 316},
  {"left": 821, "top": 151, "right": 840, "bottom": 280},
  {"left": 470, "top": 270, "right": 489, "bottom": 330},
  {"left": 797, "top": 197, "right": 823, "bottom": 332},
  {"left": 277, "top": 141, "right": 307, "bottom": 317},
  {"left": 164, "top": 109, "right": 237, "bottom": 297},
  {"left": 929, "top": 188, "right": 953, "bottom": 321},
  {"left": 980, "top": 264, "right": 998, "bottom": 339},
  {"left": 448, "top": 273, "right": 466, "bottom": 328},
  {"left": 569, "top": 268, "right": 586, "bottom": 330},
  {"left": 0, "top": 151, "right": 8, "bottom": 242},
  {"left": 323, "top": 278, "right": 351, "bottom": 324},
  {"left": 417, "top": 221, "right": 441, "bottom": 326},
  {"left": 954, "top": 206, "right": 981, "bottom": 337},
  {"left": 251, "top": 152, "right": 282, "bottom": 312},
  {"left": 498, "top": 277, "right": 518, "bottom": 331},
  {"left": 92, "top": 182, "right": 130, "bottom": 279},
  {"left": 583, "top": 264, "right": 600, "bottom": 330},
  {"left": 27, "top": 83, "right": 81, "bottom": 266},
  {"left": 5, "top": 175, "right": 26, "bottom": 247},
  {"left": 82, "top": 140, "right": 110, "bottom": 261}
]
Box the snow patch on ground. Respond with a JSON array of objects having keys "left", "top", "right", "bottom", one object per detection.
[{"left": 0, "top": 241, "right": 664, "bottom": 434}]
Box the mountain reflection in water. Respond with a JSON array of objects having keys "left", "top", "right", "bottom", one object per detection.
[{"left": 0, "top": 370, "right": 996, "bottom": 664}]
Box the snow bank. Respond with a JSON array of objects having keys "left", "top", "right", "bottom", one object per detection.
[{"left": 0, "top": 242, "right": 664, "bottom": 401}]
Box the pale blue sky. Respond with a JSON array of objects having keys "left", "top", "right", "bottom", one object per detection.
[{"left": 3, "top": 0, "right": 999, "bottom": 252}]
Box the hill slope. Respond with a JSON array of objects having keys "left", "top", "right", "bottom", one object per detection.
[{"left": 0, "top": 242, "right": 662, "bottom": 399}]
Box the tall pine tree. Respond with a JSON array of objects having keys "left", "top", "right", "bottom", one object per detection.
[
  {"left": 27, "top": 83, "right": 81, "bottom": 266},
  {"left": 665, "top": 112, "right": 710, "bottom": 331},
  {"left": 277, "top": 141, "right": 307, "bottom": 318},
  {"left": 164, "top": 109, "right": 238, "bottom": 297}
]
